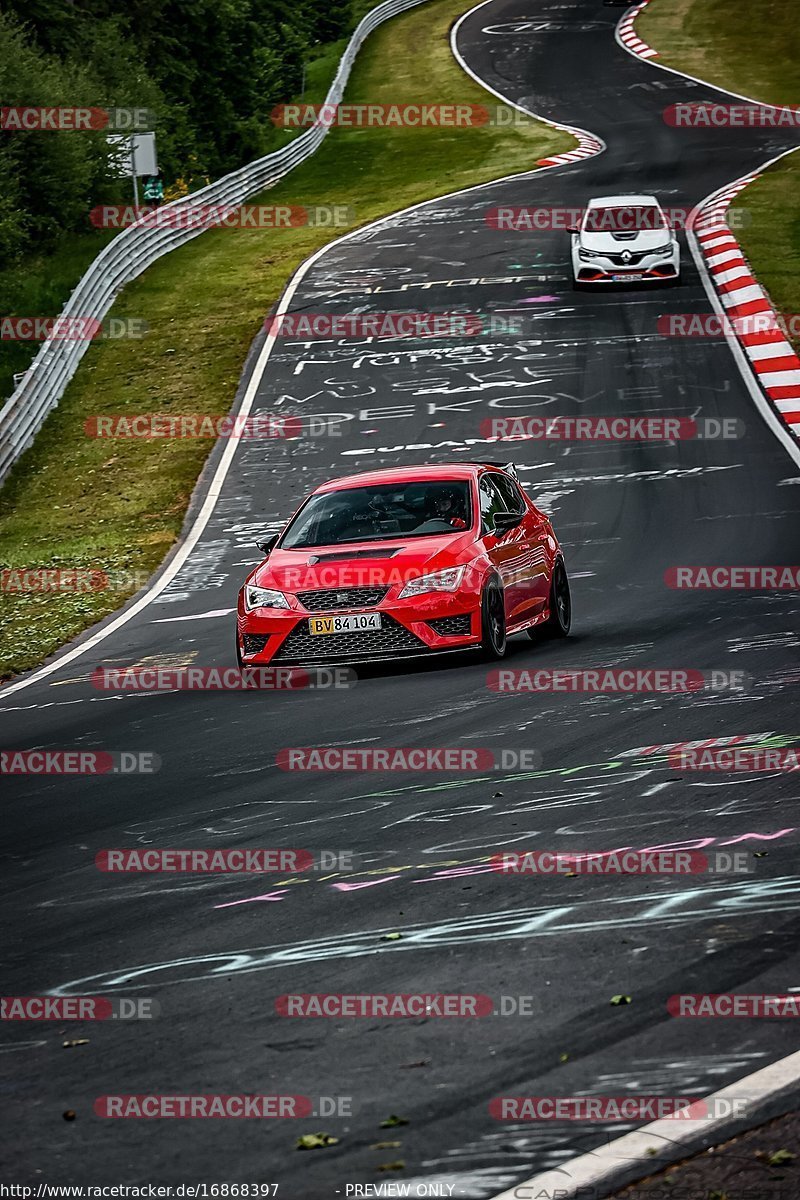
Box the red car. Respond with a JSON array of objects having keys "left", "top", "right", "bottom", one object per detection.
[{"left": 236, "top": 462, "right": 570, "bottom": 667}]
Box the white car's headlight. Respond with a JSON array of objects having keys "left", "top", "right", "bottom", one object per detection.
[
  {"left": 650, "top": 242, "right": 676, "bottom": 257},
  {"left": 398, "top": 566, "right": 466, "bottom": 599},
  {"left": 244, "top": 585, "right": 290, "bottom": 612},
  {"left": 578, "top": 247, "right": 605, "bottom": 261}
]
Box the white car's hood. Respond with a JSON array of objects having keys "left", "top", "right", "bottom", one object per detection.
[{"left": 580, "top": 228, "right": 671, "bottom": 253}]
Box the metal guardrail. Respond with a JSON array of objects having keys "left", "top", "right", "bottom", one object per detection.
[{"left": 0, "top": 0, "right": 431, "bottom": 486}]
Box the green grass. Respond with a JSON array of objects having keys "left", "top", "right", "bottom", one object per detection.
[
  {"left": 0, "top": 0, "right": 572, "bottom": 680},
  {"left": 637, "top": 0, "right": 800, "bottom": 350},
  {"left": 637, "top": 0, "right": 799, "bottom": 106},
  {"left": 0, "top": 230, "right": 117, "bottom": 399}
]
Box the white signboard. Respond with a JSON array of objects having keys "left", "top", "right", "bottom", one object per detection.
[{"left": 107, "top": 133, "right": 158, "bottom": 178}]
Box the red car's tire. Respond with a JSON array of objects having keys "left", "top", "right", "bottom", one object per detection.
[
  {"left": 480, "top": 579, "right": 507, "bottom": 659},
  {"left": 235, "top": 632, "right": 244, "bottom": 670},
  {"left": 543, "top": 559, "right": 571, "bottom": 637}
]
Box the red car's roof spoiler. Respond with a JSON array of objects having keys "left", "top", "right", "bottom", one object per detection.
[{"left": 468, "top": 460, "right": 519, "bottom": 481}]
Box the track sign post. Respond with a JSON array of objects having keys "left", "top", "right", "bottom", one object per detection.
[{"left": 107, "top": 133, "right": 158, "bottom": 208}]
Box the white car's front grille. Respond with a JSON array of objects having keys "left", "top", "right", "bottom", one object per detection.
[{"left": 604, "top": 251, "right": 647, "bottom": 266}]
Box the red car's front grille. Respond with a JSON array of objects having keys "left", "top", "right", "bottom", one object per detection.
[
  {"left": 272, "top": 614, "right": 427, "bottom": 663},
  {"left": 297, "top": 586, "right": 389, "bottom": 611}
]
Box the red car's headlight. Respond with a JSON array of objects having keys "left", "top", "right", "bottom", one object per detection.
[
  {"left": 244, "top": 585, "right": 290, "bottom": 612},
  {"left": 398, "top": 566, "right": 467, "bottom": 599}
]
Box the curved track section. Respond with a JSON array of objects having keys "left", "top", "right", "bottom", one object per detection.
[
  {"left": 692, "top": 163, "right": 800, "bottom": 440},
  {"left": 2, "top": 1, "right": 800, "bottom": 1193}
]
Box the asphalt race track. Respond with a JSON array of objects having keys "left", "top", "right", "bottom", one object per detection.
[{"left": 2, "top": 0, "right": 800, "bottom": 1193}]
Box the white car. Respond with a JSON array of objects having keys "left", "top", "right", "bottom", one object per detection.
[{"left": 570, "top": 193, "right": 680, "bottom": 288}]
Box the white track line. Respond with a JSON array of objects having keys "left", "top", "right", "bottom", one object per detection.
[
  {"left": 0, "top": 2, "right": 605, "bottom": 701},
  {"left": 488, "top": 1048, "right": 800, "bottom": 1200}
]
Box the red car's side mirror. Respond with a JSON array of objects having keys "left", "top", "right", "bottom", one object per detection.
[{"left": 493, "top": 511, "right": 524, "bottom": 535}]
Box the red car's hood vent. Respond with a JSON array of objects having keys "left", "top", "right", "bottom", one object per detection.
[
  {"left": 305, "top": 547, "right": 404, "bottom": 563},
  {"left": 255, "top": 534, "right": 472, "bottom": 592}
]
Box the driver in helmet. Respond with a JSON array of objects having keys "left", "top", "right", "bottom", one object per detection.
[{"left": 429, "top": 486, "right": 467, "bottom": 529}]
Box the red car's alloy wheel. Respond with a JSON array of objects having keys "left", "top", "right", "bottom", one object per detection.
[
  {"left": 546, "top": 560, "right": 572, "bottom": 637},
  {"left": 481, "top": 580, "right": 507, "bottom": 659}
]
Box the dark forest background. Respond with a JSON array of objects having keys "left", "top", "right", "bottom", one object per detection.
[{"left": 0, "top": 0, "right": 352, "bottom": 265}]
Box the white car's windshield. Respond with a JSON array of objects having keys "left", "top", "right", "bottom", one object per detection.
[
  {"left": 280, "top": 481, "right": 472, "bottom": 548},
  {"left": 584, "top": 205, "right": 667, "bottom": 234}
]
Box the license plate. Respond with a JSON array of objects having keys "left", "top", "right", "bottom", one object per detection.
[
  {"left": 308, "top": 613, "right": 382, "bottom": 636},
  {"left": 613, "top": 272, "right": 643, "bottom": 281}
]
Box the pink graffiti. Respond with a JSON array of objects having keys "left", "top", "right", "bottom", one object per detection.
[
  {"left": 214, "top": 891, "right": 286, "bottom": 909},
  {"left": 212, "top": 830, "right": 796, "bottom": 910},
  {"left": 331, "top": 876, "right": 400, "bottom": 892}
]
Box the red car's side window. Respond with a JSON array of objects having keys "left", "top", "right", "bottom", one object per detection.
[
  {"left": 479, "top": 476, "right": 509, "bottom": 532},
  {"left": 492, "top": 473, "right": 527, "bottom": 515}
]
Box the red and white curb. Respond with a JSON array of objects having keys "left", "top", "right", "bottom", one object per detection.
[
  {"left": 693, "top": 172, "right": 800, "bottom": 438},
  {"left": 537, "top": 130, "right": 605, "bottom": 168},
  {"left": 617, "top": 0, "right": 659, "bottom": 60}
]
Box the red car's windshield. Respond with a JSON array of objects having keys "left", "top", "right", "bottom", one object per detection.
[
  {"left": 280, "top": 481, "right": 472, "bottom": 549},
  {"left": 584, "top": 205, "right": 667, "bottom": 233}
]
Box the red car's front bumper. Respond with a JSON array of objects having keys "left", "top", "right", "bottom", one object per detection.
[{"left": 237, "top": 589, "right": 482, "bottom": 666}]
